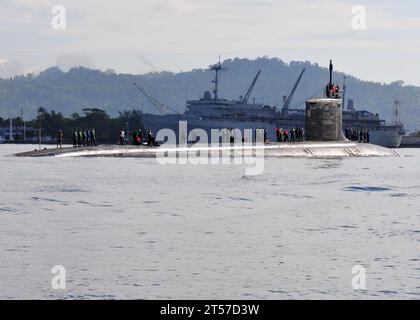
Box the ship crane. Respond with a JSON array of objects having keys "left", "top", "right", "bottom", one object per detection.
[
  {"left": 282, "top": 68, "right": 305, "bottom": 115},
  {"left": 133, "top": 82, "right": 179, "bottom": 115},
  {"left": 241, "top": 70, "right": 261, "bottom": 104}
]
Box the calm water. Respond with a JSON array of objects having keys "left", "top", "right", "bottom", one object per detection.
[{"left": 0, "top": 144, "right": 419, "bottom": 299}]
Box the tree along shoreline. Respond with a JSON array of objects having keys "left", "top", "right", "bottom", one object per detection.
[{"left": 0, "top": 107, "right": 145, "bottom": 144}]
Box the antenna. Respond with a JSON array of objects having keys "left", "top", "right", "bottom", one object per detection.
[
  {"left": 329, "top": 60, "right": 333, "bottom": 88},
  {"left": 326, "top": 59, "right": 340, "bottom": 99}
]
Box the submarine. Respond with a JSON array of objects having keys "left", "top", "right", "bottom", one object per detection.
[{"left": 14, "top": 60, "right": 399, "bottom": 160}]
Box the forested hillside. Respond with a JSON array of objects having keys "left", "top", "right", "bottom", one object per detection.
[{"left": 0, "top": 57, "right": 419, "bottom": 129}]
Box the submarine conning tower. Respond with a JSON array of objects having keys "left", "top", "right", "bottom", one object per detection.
[{"left": 305, "top": 60, "right": 346, "bottom": 142}]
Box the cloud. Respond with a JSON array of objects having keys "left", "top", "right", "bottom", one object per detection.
[
  {"left": 0, "top": 58, "right": 24, "bottom": 79},
  {"left": 2, "top": 0, "right": 420, "bottom": 84}
]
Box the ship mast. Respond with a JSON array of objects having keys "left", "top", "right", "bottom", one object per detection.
[
  {"left": 8, "top": 78, "right": 14, "bottom": 142},
  {"left": 209, "top": 56, "right": 226, "bottom": 100},
  {"left": 394, "top": 100, "right": 401, "bottom": 125}
]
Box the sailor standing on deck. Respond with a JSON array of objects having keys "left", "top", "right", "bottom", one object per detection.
[
  {"left": 276, "top": 128, "right": 280, "bottom": 142},
  {"left": 78, "top": 129, "right": 83, "bottom": 147},
  {"left": 120, "top": 130, "right": 125, "bottom": 145},
  {"left": 132, "top": 130, "right": 138, "bottom": 145},
  {"left": 90, "top": 128, "right": 96, "bottom": 146},
  {"left": 84, "top": 129, "right": 89, "bottom": 146},
  {"left": 73, "top": 130, "right": 78, "bottom": 148},
  {"left": 85, "top": 130, "right": 88, "bottom": 146},
  {"left": 57, "top": 130, "right": 63, "bottom": 149},
  {"left": 147, "top": 129, "right": 155, "bottom": 146}
]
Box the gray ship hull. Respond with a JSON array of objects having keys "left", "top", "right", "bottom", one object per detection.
[{"left": 369, "top": 127, "right": 403, "bottom": 148}]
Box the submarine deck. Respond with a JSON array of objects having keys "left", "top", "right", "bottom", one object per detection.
[{"left": 13, "top": 141, "right": 399, "bottom": 158}]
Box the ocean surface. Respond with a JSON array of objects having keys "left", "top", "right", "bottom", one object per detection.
[{"left": 0, "top": 144, "right": 419, "bottom": 299}]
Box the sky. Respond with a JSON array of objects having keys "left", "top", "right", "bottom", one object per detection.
[{"left": 1, "top": 0, "right": 420, "bottom": 85}]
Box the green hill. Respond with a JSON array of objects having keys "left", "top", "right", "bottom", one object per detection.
[{"left": 0, "top": 57, "right": 419, "bottom": 130}]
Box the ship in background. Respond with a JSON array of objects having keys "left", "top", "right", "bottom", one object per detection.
[
  {"left": 342, "top": 100, "right": 405, "bottom": 148},
  {"left": 138, "top": 60, "right": 405, "bottom": 148}
]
